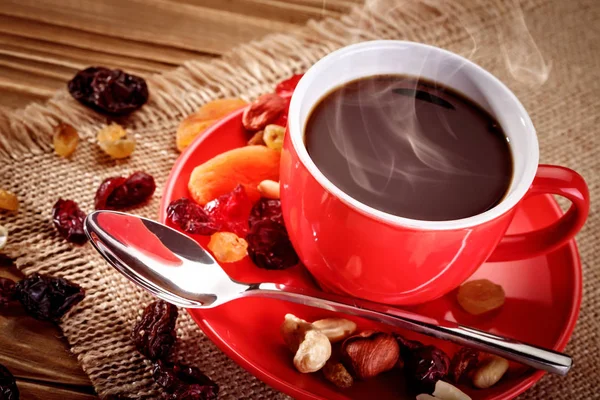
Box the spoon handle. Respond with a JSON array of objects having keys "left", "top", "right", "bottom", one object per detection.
[{"left": 250, "top": 282, "right": 572, "bottom": 376}]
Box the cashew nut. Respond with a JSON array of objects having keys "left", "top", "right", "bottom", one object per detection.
[
  {"left": 312, "top": 318, "right": 357, "bottom": 343},
  {"left": 472, "top": 356, "right": 509, "bottom": 388},
  {"left": 280, "top": 314, "right": 332, "bottom": 373},
  {"left": 294, "top": 329, "right": 332, "bottom": 373},
  {"left": 416, "top": 395, "right": 436, "bottom": 400},
  {"left": 280, "top": 313, "right": 313, "bottom": 352},
  {"left": 432, "top": 380, "right": 472, "bottom": 400}
]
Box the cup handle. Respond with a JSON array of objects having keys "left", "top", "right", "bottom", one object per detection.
[{"left": 487, "top": 165, "right": 589, "bottom": 262}]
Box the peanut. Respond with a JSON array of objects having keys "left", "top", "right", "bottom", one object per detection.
[
  {"left": 432, "top": 380, "right": 472, "bottom": 400},
  {"left": 472, "top": 356, "right": 509, "bottom": 389},
  {"left": 257, "top": 180, "right": 280, "bottom": 199},
  {"left": 312, "top": 318, "right": 357, "bottom": 343}
]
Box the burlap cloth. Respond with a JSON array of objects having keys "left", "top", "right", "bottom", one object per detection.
[{"left": 1, "top": 0, "right": 598, "bottom": 398}]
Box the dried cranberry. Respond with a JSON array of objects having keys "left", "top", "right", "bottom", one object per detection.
[
  {"left": 94, "top": 176, "right": 126, "bottom": 210},
  {"left": 95, "top": 172, "right": 155, "bottom": 210},
  {"left": 153, "top": 360, "right": 218, "bottom": 400},
  {"left": 68, "top": 67, "right": 149, "bottom": 115},
  {"left": 131, "top": 300, "right": 178, "bottom": 361},
  {"left": 205, "top": 185, "right": 253, "bottom": 237},
  {"left": 275, "top": 74, "right": 304, "bottom": 98},
  {"left": 246, "top": 219, "right": 298, "bottom": 270},
  {"left": 167, "top": 199, "right": 218, "bottom": 235},
  {"left": 403, "top": 345, "right": 450, "bottom": 392},
  {"left": 0, "top": 278, "right": 16, "bottom": 308},
  {"left": 14, "top": 273, "right": 85, "bottom": 321},
  {"left": 52, "top": 199, "right": 87, "bottom": 244},
  {"left": 0, "top": 254, "right": 13, "bottom": 268},
  {"left": 0, "top": 363, "right": 19, "bottom": 400},
  {"left": 449, "top": 347, "right": 480, "bottom": 383},
  {"left": 248, "top": 198, "right": 283, "bottom": 228}
]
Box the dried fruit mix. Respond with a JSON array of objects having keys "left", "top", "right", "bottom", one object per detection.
[
  {"left": 95, "top": 171, "right": 155, "bottom": 210},
  {"left": 242, "top": 93, "right": 287, "bottom": 132},
  {"left": 246, "top": 219, "right": 298, "bottom": 270},
  {"left": 0, "top": 363, "right": 19, "bottom": 400},
  {"left": 14, "top": 273, "right": 85, "bottom": 322},
  {"left": 68, "top": 67, "right": 148, "bottom": 115},
  {"left": 52, "top": 199, "right": 88, "bottom": 244},
  {"left": 0, "top": 277, "right": 16, "bottom": 308},
  {"left": 0, "top": 189, "right": 19, "bottom": 212},
  {"left": 153, "top": 360, "right": 218, "bottom": 400},
  {"left": 53, "top": 123, "right": 80, "bottom": 158},
  {"left": 166, "top": 198, "right": 218, "bottom": 235},
  {"left": 131, "top": 300, "right": 178, "bottom": 360},
  {"left": 207, "top": 232, "right": 248, "bottom": 263},
  {"left": 97, "top": 123, "right": 136, "bottom": 159}
]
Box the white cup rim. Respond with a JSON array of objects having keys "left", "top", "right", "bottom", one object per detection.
[{"left": 288, "top": 40, "right": 539, "bottom": 230}]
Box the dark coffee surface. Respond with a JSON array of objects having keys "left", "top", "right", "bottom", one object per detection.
[{"left": 305, "top": 75, "right": 512, "bottom": 221}]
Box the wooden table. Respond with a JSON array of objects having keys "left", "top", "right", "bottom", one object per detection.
[{"left": 0, "top": 1, "right": 358, "bottom": 398}]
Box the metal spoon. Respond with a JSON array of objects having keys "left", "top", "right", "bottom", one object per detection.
[{"left": 84, "top": 210, "right": 572, "bottom": 376}]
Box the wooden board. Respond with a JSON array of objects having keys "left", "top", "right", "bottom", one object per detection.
[
  {"left": 0, "top": 0, "right": 361, "bottom": 109},
  {"left": 0, "top": 1, "right": 359, "bottom": 397}
]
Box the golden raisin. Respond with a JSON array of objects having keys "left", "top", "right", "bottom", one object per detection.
[
  {"left": 457, "top": 279, "right": 505, "bottom": 315},
  {"left": 52, "top": 123, "right": 79, "bottom": 157},
  {"left": 207, "top": 232, "right": 248, "bottom": 263},
  {"left": 0, "top": 189, "right": 19, "bottom": 211},
  {"left": 97, "top": 123, "right": 135, "bottom": 159},
  {"left": 263, "top": 124, "right": 285, "bottom": 151}
]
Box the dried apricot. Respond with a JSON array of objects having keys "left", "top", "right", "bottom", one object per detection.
[
  {"left": 457, "top": 279, "right": 505, "bottom": 315},
  {"left": 207, "top": 232, "right": 248, "bottom": 263},
  {"left": 176, "top": 98, "right": 247, "bottom": 151},
  {"left": 97, "top": 123, "right": 135, "bottom": 159},
  {"left": 0, "top": 189, "right": 18, "bottom": 212},
  {"left": 188, "top": 145, "right": 280, "bottom": 206},
  {"left": 263, "top": 124, "right": 285, "bottom": 151},
  {"left": 53, "top": 123, "right": 79, "bottom": 157},
  {"left": 176, "top": 118, "right": 217, "bottom": 152},
  {"left": 194, "top": 98, "right": 247, "bottom": 121}
]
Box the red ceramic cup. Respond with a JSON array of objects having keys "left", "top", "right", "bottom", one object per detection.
[{"left": 280, "top": 41, "right": 589, "bottom": 305}]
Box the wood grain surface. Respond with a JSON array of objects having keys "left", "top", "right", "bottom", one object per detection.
[
  {"left": 0, "top": 0, "right": 361, "bottom": 109},
  {"left": 0, "top": 1, "right": 358, "bottom": 398}
]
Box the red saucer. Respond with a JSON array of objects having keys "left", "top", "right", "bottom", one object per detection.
[{"left": 159, "top": 109, "right": 582, "bottom": 400}]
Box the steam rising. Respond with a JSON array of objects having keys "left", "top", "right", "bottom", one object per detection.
[{"left": 317, "top": 0, "right": 550, "bottom": 198}]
